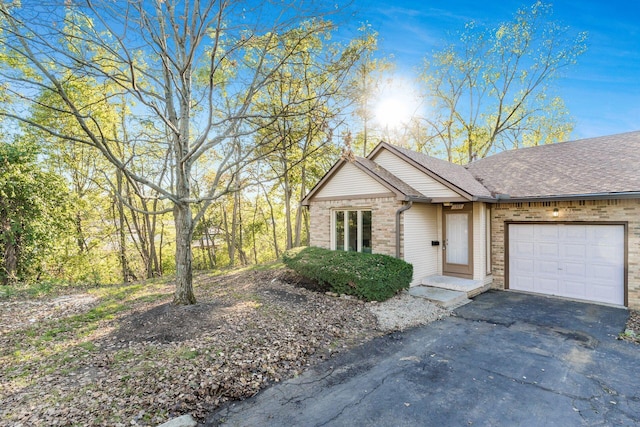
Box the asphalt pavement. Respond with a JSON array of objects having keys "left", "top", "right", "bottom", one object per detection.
[{"left": 206, "top": 291, "right": 640, "bottom": 427}]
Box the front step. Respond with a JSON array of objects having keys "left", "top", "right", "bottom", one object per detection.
[
  {"left": 408, "top": 286, "right": 470, "bottom": 309},
  {"left": 421, "top": 275, "right": 491, "bottom": 298}
]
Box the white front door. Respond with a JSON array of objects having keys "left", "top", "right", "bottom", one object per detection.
[
  {"left": 508, "top": 223, "right": 625, "bottom": 306},
  {"left": 443, "top": 204, "right": 473, "bottom": 278}
]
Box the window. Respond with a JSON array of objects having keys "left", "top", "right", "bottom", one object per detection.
[{"left": 333, "top": 209, "right": 372, "bottom": 253}]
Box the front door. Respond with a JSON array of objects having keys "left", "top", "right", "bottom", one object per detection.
[{"left": 443, "top": 204, "right": 473, "bottom": 278}]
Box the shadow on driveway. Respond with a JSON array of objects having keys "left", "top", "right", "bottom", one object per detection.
[{"left": 206, "top": 291, "right": 639, "bottom": 427}]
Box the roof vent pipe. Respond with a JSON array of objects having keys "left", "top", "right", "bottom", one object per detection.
[{"left": 395, "top": 201, "right": 413, "bottom": 258}]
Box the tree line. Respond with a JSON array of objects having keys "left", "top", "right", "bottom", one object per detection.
[{"left": 0, "top": 1, "right": 585, "bottom": 304}]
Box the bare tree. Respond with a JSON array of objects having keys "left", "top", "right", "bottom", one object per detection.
[
  {"left": 421, "top": 1, "right": 587, "bottom": 163},
  {"left": 0, "top": 1, "right": 351, "bottom": 304}
]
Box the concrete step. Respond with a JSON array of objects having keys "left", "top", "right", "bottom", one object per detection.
[
  {"left": 421, "top": 275, "right": 490, "bottom": 298},
  {"left": 408, "top": 286, "right": 471, "bottom": 309}
]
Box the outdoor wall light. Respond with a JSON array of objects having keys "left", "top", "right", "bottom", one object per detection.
[{"left": 553, "top": 208, "right": 559, "bottom": 217}]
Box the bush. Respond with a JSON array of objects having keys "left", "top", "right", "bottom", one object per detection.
[{"left": 282, "top": 246, "right": 412, "bottom": 302}]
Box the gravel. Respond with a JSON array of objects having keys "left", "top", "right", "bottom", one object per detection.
[{"left": 368, "top": 291, "right": 450, "bottom": 331}]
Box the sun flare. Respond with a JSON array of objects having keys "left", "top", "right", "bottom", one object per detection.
[{"left": 374, "top": 78, "right": 421, "bottom": 130}]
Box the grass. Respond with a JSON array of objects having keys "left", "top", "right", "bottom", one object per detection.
[
  {"left": 0, "top": 278, "right": 101, "bottom": 300},
  {"left": 199, "top": 261, "right": 285, "bottom": 278},
  {"left": 1, "top": 263, "right": 284, "bottom": 401},
  {"left": 0, "top": 275, "right": 176, "bottom": 383},
  {"left": 1, "top": 263, "right": 264, "bottom": 378}
]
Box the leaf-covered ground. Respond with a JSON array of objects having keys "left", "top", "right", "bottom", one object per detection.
[
  {"left": 0, "top": 267, "right": 381, "bottom": 426},
  {"left": 621, "top": 309, "right": 640, "bottom": 344}
]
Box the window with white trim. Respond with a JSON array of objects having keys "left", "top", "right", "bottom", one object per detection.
[{"left": 333, "top": 210, "right": 372, "bottom": 253}]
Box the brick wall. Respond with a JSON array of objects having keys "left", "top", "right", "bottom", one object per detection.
[
  {"left": 308, "top": 197, "right": 403, "bottom": 257},
  {"left": 490, "top": 199, "right": 640, "bottom": 309}
]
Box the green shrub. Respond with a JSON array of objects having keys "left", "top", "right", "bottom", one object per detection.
[{"left": 282, "top": 246, "right": 412, "bottom": 302}]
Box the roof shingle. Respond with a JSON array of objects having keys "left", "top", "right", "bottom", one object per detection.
[
  {"left": 465, "top": 131, "right": 640, "bottom": 198},
  {"left": 381, "top": 144, "right": 493, "bottom": 198}
]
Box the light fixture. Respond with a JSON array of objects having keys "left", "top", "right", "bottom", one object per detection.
[{"left": 552, "top": 208, "right": 559, "bottom": 217}]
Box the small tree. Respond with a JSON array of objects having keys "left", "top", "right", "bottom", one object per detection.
[
  {"left": 0, "top": 141, "right": 70, "bottom": 285},
  {"left": 0, "top": 1, "right": 359, "bottom": 304},
  {"left": 422, "top": 1, "right": 587, "bottom": 163}
]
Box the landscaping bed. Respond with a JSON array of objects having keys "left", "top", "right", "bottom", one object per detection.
[{"left": 0, "top": 267, "right": 382, "bottom": 426}]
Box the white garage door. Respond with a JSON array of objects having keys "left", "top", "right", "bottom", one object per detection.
[{"left": 509, "top": 223, "right": 625, "bottom": 306}]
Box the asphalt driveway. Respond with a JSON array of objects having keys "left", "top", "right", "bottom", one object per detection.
[{"left": 206, "top": 291, "right": 640, "bottom": 426}]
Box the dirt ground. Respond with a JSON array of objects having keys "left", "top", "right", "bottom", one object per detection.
[{"left": 0, "top": 268, "right": 381, "bottom": 426}]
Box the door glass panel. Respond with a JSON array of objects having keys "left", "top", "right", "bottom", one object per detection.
[
  {"left": 446, "top": 213, "right": 469, "bottom": 265},
  {"left": 348, "top": 211, "right": 358, "bottom": 251},
  {"left": 335, "top": 211, "right": 344, "bottom": 251},
  {"left": 361, "top": 211, "right": 372, "bottom": 253}
]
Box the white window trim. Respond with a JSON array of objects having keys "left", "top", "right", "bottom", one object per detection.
[{"left": 332, "top": 208, "right": 371, "bottom": 252}]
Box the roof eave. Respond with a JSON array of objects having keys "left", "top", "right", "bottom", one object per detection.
[
  {"left": 355, "top": 159, "right": 423, "bottom": 201},
  {"left": 370, "top": 141, "right": 482, "bottom": 200},
  {"left": 301, "top": 156, "right": 425, "bottom": 206},
  {"left": 301, "top": 157, "right": 346, "bottom": 206},
  {"left": 493, "top": 192, "right": 640, "bottom": 203},
  {"left": 402, "top": 195, "right": 433, "bottom": 203}
]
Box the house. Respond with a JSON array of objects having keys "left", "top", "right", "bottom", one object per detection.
[{"left": 302, "top": 131, "right": 640, "bottom": 309}]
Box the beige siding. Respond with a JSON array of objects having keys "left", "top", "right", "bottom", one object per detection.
[
  {"left": 315, "top": 162, "right": 388, "bottom": 198},
  {"left": 436, "top": 204, "right": 443, "bottom": 275},
  {"left": 373, "top": 149, "right": 461, "bottom": 198},
  {"left": 472, "top": 202, "right": 489, "bottom": 281},
  {"left": 490, "top": 199, "right": 640, "bottom": 309},
  {"left": 403, "top": 204, "right": 439, "bottom": 285}
]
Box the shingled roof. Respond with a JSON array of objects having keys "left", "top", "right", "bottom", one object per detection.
[
  {"left": 303, "top": 131, "right": 640, "bottom": 206},
  {"left": 465, "top": 131, "right": 640, "bottom": 199},
  {"left": 373, "top": 143, "right": 493, "bottom": 199}
]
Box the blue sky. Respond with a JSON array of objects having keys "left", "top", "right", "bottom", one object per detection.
[{"left": 352, "top": 0, "right": 640, "bottom": 139}]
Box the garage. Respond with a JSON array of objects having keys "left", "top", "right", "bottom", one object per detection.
[{"left": 508, "top": 223, "right": 625, "bottom": 306}]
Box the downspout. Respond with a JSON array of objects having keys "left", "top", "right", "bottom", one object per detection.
[{"left": 395, "top": 201, "right": 413, "bottom": 258}]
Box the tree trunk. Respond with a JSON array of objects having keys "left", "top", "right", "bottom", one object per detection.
[
  {"left": 252, "top": 198, "right": 259, "bottom": 264},
  {"left": 205, "top": 225, "right": 216, "bottom": 268},
  {"left": 3, "top": 241, "right": 17, "bottom": 285},
  {"left": 148, "top": 200, "right": 161, "bottom": 277},
  {"left": 159, "top": 220, "right": 165, "bottom": 276},
  {"left": 260, "top": 183, "right": 280, "bottom": 259},
  {"left": 75, "top": 212, "right": 87, "bottom": 253},
  {"left": 293, "top": 164, "right": 307, "bottom": 247},
  {"left": 173, "top": 202, "right": 195, "bottom": 304},
  {"left": 237, "top": 196, "right": 248, "bottom": 266},
  {"left": 224, "top": 205, "right": 235, "bottom": 266},
  {"left": 116, "top": 170, "right": 135, "bottom": 282},
  {"left": 283, "top": 173, "right": 293, "bottom": 250},
  {"left": 2, "top": 219, "right": 17, "bottom": 286}
]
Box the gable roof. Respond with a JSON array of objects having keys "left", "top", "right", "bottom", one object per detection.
[
  {"left": 466, "top": 131, "right": 640, "bottom": 200},
  {"left": 303, "top": 131, "right": 640, "bottom": 207},
  {"left": 369, "top": 142, "right": 493, "bottom": 200},
  {"left": 355, "top": 157, "right": 428, "bottom": 201},
  {"left": 301, "top": 156, "right": 430, "bottom": 206}
]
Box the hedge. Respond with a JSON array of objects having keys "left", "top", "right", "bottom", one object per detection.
[{"left": 282, "top": 246, "right": 412, "bottom": 302}]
